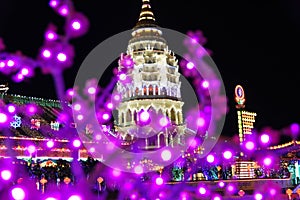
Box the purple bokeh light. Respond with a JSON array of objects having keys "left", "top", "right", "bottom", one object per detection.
[
  {"left": 260, "top": 133, "right": 270, "bottom": 144},
  {"left": 49, "top": 0, "right": 58, "bottom": 8},
  {"left": 11, "top": 187, "right": 26, "bottom": 200},
  {"left": 139, "top": 110, "right": 150, "bottom": 122},
  {"left": 161, "top": 150, "right": 172, "bottom": 161},
  {"left": 223, "top": 150, "right": 232, "bottom": 160},
  {"left": 0, "top": 113, "right": 8, "bottom": 123},
  {"left": 1, "top": 170, "right": 12, "bottom": 181},
  {"left": 71, "top": 21, "right": 81, "bottom": 30},
  {"left": 186, "top": 61, "right": 195, "bottom": 70},
  {"left": 134, "top": 165, "right": 143, "bottom": 175},
  {"left": 57, "top": 52, "right": 67, "bottom": 62},
  {"left": 263, "top": 157, "right": 272, "bottom": 166},
  {"left": 42, "top": 49, "right": 52, "bottom": 58},
  {"left": 73, "top": 139, "right": 81, "bottom": 148},
  {"left": 45, "top": 31, "right": 57, "bottom": 41},
  {"left": 68, "top": 195, "right": 81, "bottom": 200},
  {"left": 46, "top": 140, "right": 54, "bottom": 148},
  {"left": 202, "top": 80, "right": 209, "bottom": 89},
  {"left": 155, "top": 177, "right": 164, "bottom": 186},
  {"left": 27, "top": 145, "right": 36, "bottom": 154},
  {"left": 254, "top": 193, "right": 263, "bottom": 200},
  {"left": 6, "top": 107, "right": 14, "bottom": 116},
  {"left": 58, "top": 5, "right": 69, "bottom": 16},
  {"left": 198, "top": 186, "right": 206, "bottom": 195},
  {"left": 45, "top": 198, "right": 58, "bottom": 200},
  {"left": 245, "top": 141, "right": 255, "bottom": 151},
  {"left": 206, "top": 154, "right": 215, "bottom": 163}
]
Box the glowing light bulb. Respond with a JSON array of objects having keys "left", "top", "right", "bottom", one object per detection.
[
  {"left": 207, "top": 154, "right": 215, "bottom": 163},
  {"left": 11, "top": 187, "right": 25, "bottom": 200},
  {"left": 42, "top": 49, "right": 52, "bottom": 58},
  {"left": 186, "top": 61, "right": 195, "bottom": 69},
  {"left": 57, "top": 53, "right": 67, "bottom": 62},
  {"left": 161, "top": 150, "right": 172, "bottom": 161},
  {"left": 0, "top": 113, "right": 7, "bottom": 123},
  {"left": 72, "top": 21, "right": 81, "bottom": 30},
  {"left": 155, "top": 177, "right": 164, "bottom": 185},
  {"left": 1, "top": 170, "right": 12, "bottom": 181}
]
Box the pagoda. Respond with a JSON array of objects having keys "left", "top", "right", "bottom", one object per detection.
[{"left": 115, "top": 0, "right": 186, "bottom": 150}]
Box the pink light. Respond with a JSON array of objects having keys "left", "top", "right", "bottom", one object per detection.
[
  {"left": 189, "top": 139, "right": 197, "bottom": 148},
  {"left": 11, "top": 187, "right": 25, "bottom": 200},
  {"left": 17, "top": 74, "right": 24, "bottom": 81},
  {"left": 130, "top": 194, "right": 137, "bottom": 200},
  {"left": 213, "top": 196, "right": 221, "bottom": 200},
  {"left": 58, "top": 5, "right": 69, "bottom": 16},
  {"left": 1, "top": 170, "right": 12, "bottom": 181},
  {"left": 49, "top": 0, "right": 58, "bottom": 8},
  {"left": 27, "top": 145, "right": 36, "bottom": 154},
  {"left": 125, "top": 59, "right": 133, "bottom": 66},
  {"left": 73, "top": 139, "right": 81, "bottom": 148},
  {"left": 202, "top": 80, "right": 209, "bottom": 89},
  {"left": 197, "top": 117, "right": 205, "bottom": 127},
  {"left": 106, "top": 102, "right": 113, "bottom": 110},
  {"left": 223, "top": 150, "right": 232, "bottom": 159},
  {"left": 254, "top": 193, "right": 263, "bottom": 200},
  {"left": 0, "top": 61, "right": 5, "bottom": 68},
  {"left": 245, "top": 141, "right": 255, "bottom": 150},
  {"left": 114, "top": 94, "right": 121, "bottom": 101},
  {"left": 45, "top": 31, "right": 57, "bottom": 41},
  {"left": 71, "top": 21, "right": 81, "bottom": 30},
  {"left": 161, "top": 150, "right": 172, "bottom": 161},
  {"left": 42, "top": 49, "right": 51, "bottom": 58},
  {"left": 227, "top": 185, "right": 234, "bottom": 192},
  {"left": 68, "top": 195, "right": 81, "bottom": 200},
  {"left": 159, "top": 117, "right": 169, "bottom": 127},
  {"left": 0, "top": 113, "right": 8, "bottom": 123},
  {"left": 119, "top": 73, "right": 127, "bottom": 81},
  {"left": 21, "top": 68, "right": 29, "bottom": 76},
  {"left": 89, "top": 147, "right": 95, "bottom": 153},
  {"left": 140, "top": 111, "right": 150, "bottom": 122},
  {"left": 87, "top": 87, "right": 96, "bottom": 95},
  {"left": 7, "top": 60, "right": 15, "bottom": 67},
  {"left": 260, "top": 134, "right": 270, "bottom": 144},
  {"left": 134, "top": 165, "right": 143, "bottom": 175},
  {"left": 95, "top": 134, "right": 102, "bottom": 140},
  {"left": 102, "top": 113, "right": 110, "bottom": 120},
  {"left": 263, "top": 157, "right": 272, "bottom": 166},
  {"left": 112, "top": 169, "right": 121, "bottom": 177},
  {"left": 199, "top": 187, "right": 206, "bottom": 195},
  {"left": 186, "top": 61, "right": 195, "bottom": 70},
  {"left": 270, "top": 188, "right": 276, "bottom": 196},
  {"left": 218, "top": 181, "right": 225, "bottom": 188},
  {"left": 57, "top": 53, "right": 67, "bottom": 62},
  {"left": 155, "top": 177, "right": 164, "bottom": 186},
  {"left": 206, "top": 154, "right": 215, "bottom": 163},
  {"left": 77, "top": 114, "right": 83, "bottom": 121},
  {"left": 46, "top": 140, "right": 54, "bottom": 148},
  {"left": 73, "top": 104, "right": 81, "bottom": 111},
  {"left": 45, "top": 198, "right": 58, "bottom": 200},
  {"left": 67, "top": 89, "right": 74, "bottom": 96},
  {"left": 27, "top": 105, "right": 37, "bottom": 114},
  {"left": 8, "top": 105, "right": 16, "bottom": 113}
]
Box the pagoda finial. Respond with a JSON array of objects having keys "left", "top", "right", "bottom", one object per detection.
[{"left": 135, "top": 0, "right": 157, "bottom": 28}]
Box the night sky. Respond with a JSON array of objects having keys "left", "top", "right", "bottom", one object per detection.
[{"left": 1, "top": 0, "right": 300, "bottom": 139}]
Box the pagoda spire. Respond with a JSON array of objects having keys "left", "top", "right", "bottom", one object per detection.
[{"left": 135, "top": 0, "right": 157, "bottom": 28}]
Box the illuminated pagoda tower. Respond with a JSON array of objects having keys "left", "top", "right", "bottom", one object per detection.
[
  {"left": 234, "top": 85, "right": 257, "bottom": 179},
  {"left": 115, "top": 0, "right": 186, "bottom": 149},
  {"left": 235, "top": 85, "right": 257, "bottom": 145}
]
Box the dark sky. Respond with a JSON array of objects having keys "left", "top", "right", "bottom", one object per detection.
[{"left": 1, "top": 0, "right": 300, "bottom": 138}]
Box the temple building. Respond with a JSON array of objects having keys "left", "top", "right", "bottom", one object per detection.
[{"left": 114, "top": 0, "right": 186, "bottom": 150}]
